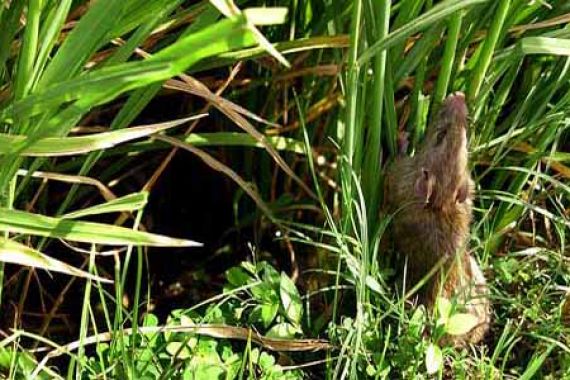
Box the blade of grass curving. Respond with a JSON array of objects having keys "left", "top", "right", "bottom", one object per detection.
[
  {"left": 105, "top": 131, "right": 306, "bottom": 159},
  {"left": 165, "top": 77, "right": 317, "bottom": 199},
  {"left": 17, "top": 169, "right": 118, "bottom": 203},
  {"left": 0, "top": 208, "right": 202, "bottom": 247},
  {"left": 194, "top": 35, "right": 349, "bottom": 72},
  {"left": 1, "top": 15, "right": 257, "bottom": 199},
  {"left": 106, "top": 0, "right": 186, "bottom": 65},
  {"left": 358, "top": 0, "right": 488, "bottom": 65},
  {"left": 0, "top": 115, "right": 205, "bottom": 156},
  {"left": 154, "top": 134, "right": 274, "bottom": 221},
  {"left": 62, "top": 192, "right": 148, "bottom": 220},
  {"left": 0, "top": 238, "right": 111, "bottom": 283},
  {"left": 37, "top": 0, "right": 127, "bottom": 89}
]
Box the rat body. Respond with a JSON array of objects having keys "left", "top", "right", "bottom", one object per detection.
[{"left": 385, "top": 92, "right": 490, "bottom": 345}]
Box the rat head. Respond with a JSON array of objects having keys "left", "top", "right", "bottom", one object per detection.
[{"left": 415, "top": 92, "right": 470, "bottom": 209}]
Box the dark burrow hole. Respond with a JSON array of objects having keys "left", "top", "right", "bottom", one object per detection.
[{"left": 1, "top": 90, "right": 296, "bottom": 339}]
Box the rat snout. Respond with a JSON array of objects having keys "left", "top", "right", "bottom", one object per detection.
[{"left": 443, "top": 92, "right": 468, "bottom": 123}]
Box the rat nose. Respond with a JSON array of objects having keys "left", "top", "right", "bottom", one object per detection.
[{"left": 444, "top": 91, "right": 468, "bottom": 121}]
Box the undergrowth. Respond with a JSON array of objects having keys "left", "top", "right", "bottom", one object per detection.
[{"left": 0, "top": 0, "right": 568, "bottom": 379}]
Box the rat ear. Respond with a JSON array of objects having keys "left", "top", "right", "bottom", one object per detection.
[
  {"left": 456, "top": 179, "right": 470, "bottom": 203},
  {"left": 415, "top": 168, "right": 435, "bottom": 205}
]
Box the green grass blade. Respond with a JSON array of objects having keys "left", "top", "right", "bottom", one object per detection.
[
  {"left": 0, "top": 208, "right": 201, "bottom": 247},
  {"left": 37, "top": 0, "right": 126, "bottom": 88},
  {"left": 519, "top": 37, "right": 570, "bottom": 56},
  {"left": 433, "top": 13, "right": 462, "bottom": 104},
  {"left": 0, "top": 237, "right": 112, "bottom": 283},
  {"left": 0, "top": 115, "right": 206, "bottom": 156},
  {"left": 63, "top": 192, "right": 148, "bottom": 220},
  {"left": 358, "top": 0, "right": 488, "bottom": 65},
  {"left": 467, "top": 0, "right": 511, "bottom": 101},
  {"left": 362, "top": 0, "right": 390, "bottom": 227}
]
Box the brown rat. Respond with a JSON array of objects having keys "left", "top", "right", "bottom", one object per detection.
[{"left": 384, "top": 92, "right": 490, "bottom": 345}]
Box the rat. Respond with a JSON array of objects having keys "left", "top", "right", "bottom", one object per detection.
[{"left": 384, "top": 92, "right": 490, "bottom": 345}]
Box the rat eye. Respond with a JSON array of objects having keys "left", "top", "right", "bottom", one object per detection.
[{"left": 436, "top": 128, "right": 447, "bottom": 145}]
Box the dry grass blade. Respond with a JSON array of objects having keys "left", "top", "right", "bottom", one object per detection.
[
  {"left": 31, "top": 324, "right": 332, "bottom": 377},
  {"left": 17, "top": 169, "right": 118, "bottom": 202},
  {"left": 142, "top": 63, "right": 243, "bottom": 193},
  {"left": 154, "top": 134, "right": 275, "bottom": 221},
  {"left": 509, "top": 13, "right": 570, "bottom": 33},
  {"left": 512, "top": 142, "right": 570, "bottom": 179},
  {"left": 165, "top": 76, "right": 317, "bottom": 200}
]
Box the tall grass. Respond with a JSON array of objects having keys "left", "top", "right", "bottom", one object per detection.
[{"left": 0, "top": 0, "right": 569, "bottom": 378}]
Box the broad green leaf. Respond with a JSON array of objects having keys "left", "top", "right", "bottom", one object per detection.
[
  {"left": 445, "top": 313, "right": 480, "bottom": 336},
  {"left": 425, "top": 343, "right": 443, "bottom": 375},
  {"left": 409, "top": 305, "right": 426, "bottom": 338},
  {"left": 225, "top": 266, "right": 252, "bottom": 287},
  {"left": 436, "top": 297, "right": 452, "bottom": 324},
  {"left": 0, "top": 208, "right": 201, "bottom": 247},
  {"left": 0, "top": 237, "right": 111, "bottom": 283},
  {"left": 265, "top": 322, "right": 300, "bottom": 339},
  {"left": 279, "top": 272, "right": 302, "bottom": 325},
  {"left": 248, "top": 303, "right": 277, "bottom": 328},
  {"left": 63, "top": 192, "right": 148, "bottom": 219},
  {"left": 260, "top": 303, "right": 279, "bottom": 328},
  {"left": 0, "top": 115, "right": 205, "bottom": 156},
  {"left": 166, "top": 342, "right": 192, "bottom": 359}
]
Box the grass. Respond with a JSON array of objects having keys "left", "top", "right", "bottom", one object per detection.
[{"left": 0, "top": 0, "right": 568, "bottom": 378}]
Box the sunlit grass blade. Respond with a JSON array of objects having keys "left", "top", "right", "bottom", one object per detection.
[
  {"left": 37, "top": 0, "right": 126, "bottom": 88},
  {"left": 63, "top": 192, "right": 148, "bottom": 219},
  {"left": 0, "top": 208, "right": 201, "bottom": 247},
  {"left": 0, "top": 115, "right": 206, "bottom": 156},
  {"left": 519, "top": 37, "right": 570, "bottom": 56},
  {"left": 0, "top": 237, "right": 112, "bottom": 283}
]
